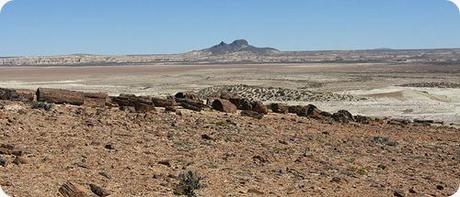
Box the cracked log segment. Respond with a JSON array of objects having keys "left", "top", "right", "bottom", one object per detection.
[
  {"left": 83, "top": 92, "right": 108, "bottom": 108},
  {"left": 36, "top": 88, "right": 85, "bottom": 105},
  {"left": 176, "top": 98, "right": 207, "bottom": 111},
  {"left": 111, "top": 94, "right": 156, "bottom": 113},
  {"left": 0, "top": 88, "right": 35, "bottom": 102}
]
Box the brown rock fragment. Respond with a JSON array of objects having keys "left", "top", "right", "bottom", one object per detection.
[
  {"left": 59, "top": 181, "right": 88, "bottom": 197},
  {"left": 89, "top": 184, "right": 111, "bottom": 197}
]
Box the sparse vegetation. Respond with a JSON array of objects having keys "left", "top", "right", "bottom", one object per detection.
[
  {"left": 31, "top": 101, "right": 54, "bottom": 111},
  {"left": 174, "top": 171, "right": 202, "bottom": 197}
]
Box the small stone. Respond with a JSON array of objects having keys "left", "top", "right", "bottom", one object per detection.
[
  {"left": 99, "top": 171, "right": 111, "bottom": 179},
  {"left": 393, "top": 190, "right": 405, "bottom": 197},
  {"left": 104, "top": 144, "right": 114, "bottom": 150},
  {"left": 201, "top": 134, "right": 213, "bottom": 140},
  {"left": 377, "top": 164, "right": 387, "bottom": 170},
  {"left": 89, "top": 184, "right": 111, "bottom": 197},
  {"left": 12, "top": 156, "right": 28, "bottom": 165},
  {"left": 158, "top": 160, "right": 171, "bottom": 167},
  {"left": 0, "top": 156, "right": 7, "bottom": 167},
  {"left": 436, "top": 185, "right": 444, "bottom": 190},
  {"left": 330, "top": 177, "right": 342, "bottom": 183},
  {"left": 408, "top": 188, "right": 417, "bottom": 193}
]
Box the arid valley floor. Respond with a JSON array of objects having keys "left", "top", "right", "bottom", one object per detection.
[
  {"left": 1, "top": 43, "right": 460, "bottom": 196},
  {"left": 0, "top": 62, "right": 459, "bottom": 125}
]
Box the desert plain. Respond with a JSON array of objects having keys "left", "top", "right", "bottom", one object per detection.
[{"left": 0, "top": 62, "right": 458, "bottom": 125}]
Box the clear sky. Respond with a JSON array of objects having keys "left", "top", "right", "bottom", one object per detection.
[{"left": 0, "top": 0, "right": 459, "bottom": 56}]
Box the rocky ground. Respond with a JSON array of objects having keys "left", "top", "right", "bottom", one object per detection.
[{"left": 0, "top": 99, "right": 459, "bottom": 197}]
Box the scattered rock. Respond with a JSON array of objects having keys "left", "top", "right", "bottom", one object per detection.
[
  {"left": 0, "top": 144, "right": 26, "bottom": 156},
  {"left": 89, "top": 184, "right": 111, "bottom": 197},
  {"left": 247, "top": 188, "right": 265, "bottom": 195},
  {"left": 104, "top": 144, "right": 115, "bottom": 150},
  {"left": 241, "top": 110, "right": 264, "bottom": 119},
  {"left": 59, "top": 181, "right": 88, "bottom": 197},
  {"left": 164, "top": 106, "right": 177, "bottom": 113},
  {"left": 12, "top": 156, "right": 28, "bottom": 165},
  {"left": 201, "top": 134, "right": 213, "bottom": 141},
  {"left": 330, "top": 177, "right": 343, "bottom": 183},
  {"left": 393, "top": 190, "right": 405, "bottom": 197},
  {"left": 99, "top": 171, "right": 111, "bottom": 179},
  {"left": 372, "top": 136, "right": 398, "bottom": 146},
  {"left": 211, "top": 99, "right": 237, "bottom": 113},
  {"left": 0, "top": 156, "right": 7, "bottom": 167},
  {"left": 158, "top": 160, "right": 172, "bottom": 167}
]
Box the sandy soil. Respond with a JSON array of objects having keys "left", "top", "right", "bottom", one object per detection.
[
  {"left": 0, "top": 101, "right": 459, "bottom": 197},
  {"left": 0, "top": 63, "right": 459, "bottom": 124}
]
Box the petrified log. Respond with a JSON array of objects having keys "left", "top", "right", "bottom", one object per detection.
[
  {"left": 0, "top": 88, "right": 19, "bottom": 101},
  {"left": 16, "top": 89, "right": 35, "bottom": 102},
  {"left": 111, "top": 94, "right": 155, "bottom": 113},
  {"left": 269, "top": 103, "right": 289, "bottom": 114},
  {"left": 175, "top": 92, "right": 200, "bottom": 101},
  {"left": 296, "top": 104, "right": 324, "bottom": 119},
  {"left": 229, "top": 97, "right": 252, "bottom": 110},
  {"left": 212, "top": 99, "right": 237, "bottom": 113},
  {"left": 176, "top": 98, "right": 207, "bottom": 112},
  {"left": 152, "top": 97, "right": 177, "bottom": 107},
  {"left": 332, "top": 110, "right": 355, "bottom": 123},
  {"left": 58, "top": 181, "right": 88, "bottom": 197},
  {"left": 84, "top": 92, "right": 108, "bottom": 108},
  {"left": 251, "top": 101, "right": 268, "bottom": 114},
  {"left": 36, "top": 88, "right": 85, "bottom": 105},
  {"left": 288, "top": 105, "right": 303, "bottom": 114}
]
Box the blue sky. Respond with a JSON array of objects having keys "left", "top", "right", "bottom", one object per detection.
[{"left": 0, "top": 0, "right": 459, "bottom": 56}]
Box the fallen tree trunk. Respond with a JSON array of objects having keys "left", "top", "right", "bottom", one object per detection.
[
  {"left": 36, "top": 88, "right": 85, "bottom": 105},
  {"left": 152, "top": 97, "right": 177, "bottom": 107},
  {"left": 176, "top": 98, "right": 207, "bottom": 112},
  {"left": 0, "top": 88, "right": 18, "bottom": 101},
  {"left": 111, "top": 94, "right": 155, "bottom": 113},
  {"left": 84, "top": 92, "right": 108, "bottom": 108}
]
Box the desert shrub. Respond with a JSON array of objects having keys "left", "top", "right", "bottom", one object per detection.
[
  {"left": 174, "top": 171, "right": 202, "bottom": 197},
  {"left": 31, "top": 101, "right": 54, "bottom": 111}
]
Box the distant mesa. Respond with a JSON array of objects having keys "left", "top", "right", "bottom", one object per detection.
[{"left": 201, "top": 39, "right": 280, "bottom": 55}]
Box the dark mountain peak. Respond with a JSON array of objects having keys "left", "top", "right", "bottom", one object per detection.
[
  {"left": 230, "top": 39, "right": 249, "bottom": 47},
  {"left": 203, "top": 39, "right": 279, "bottom": 55}
]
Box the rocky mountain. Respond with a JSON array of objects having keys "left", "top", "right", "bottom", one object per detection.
[{"left": 200, "top": 39, "right": 280, "bottom": 55}]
